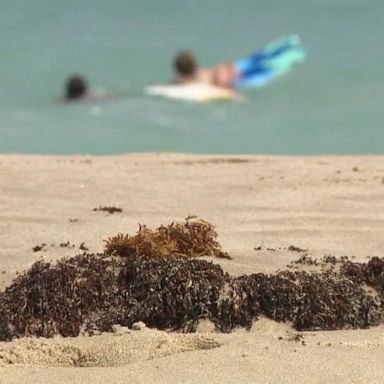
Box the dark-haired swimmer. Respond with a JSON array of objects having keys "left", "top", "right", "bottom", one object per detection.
[
  {"left": 173, "top": 51, "right": 236, "bottom": 89},
  {"left": 64, "top": 75, "right": 112, "bottom": 103},
  {"left": 173, "top": 36, "right": 305, "bottom": 89}
]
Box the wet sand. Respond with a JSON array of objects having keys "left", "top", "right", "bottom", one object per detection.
[{"left": 1, "top": 153, "right": 384, "bottom": 383}]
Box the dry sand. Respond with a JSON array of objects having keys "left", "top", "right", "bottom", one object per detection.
[{"left": 0, "top": 153, "right": 384, "bottom": 383}]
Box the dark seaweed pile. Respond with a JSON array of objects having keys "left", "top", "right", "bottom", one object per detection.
[
  {"left": 1, "top": 253, "right": 384, "bottom": 341},
  {"left": 0, "top": 254, "right": 226, "bottom": 341}
]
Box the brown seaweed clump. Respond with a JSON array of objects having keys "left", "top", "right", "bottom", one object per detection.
[
  {"left": 119, "top": 256, "right": 226, "bottom": 331},
  {"left": 215, "top": 269, "right": 383, "bottom": 333},
  {"left": 1, "top": 219, "right": 384, "bottom": 341},
  {"left": 0, "top": 254, "right": 123, "bottom": 341},
  {"left": 1, "top": 252, "right": 384, "bottom": 341},
  {"left": 93, "top": 206, "right": 122, "bottom": 214},
  {"left": 104, "top": 216, "right": 231, "bottom": 260},
  {"left": 293, "top": 271, "right": 382, "bottom": 330},
  {"left": 0, "top": 254, "right": 226, "bottom": 341}
]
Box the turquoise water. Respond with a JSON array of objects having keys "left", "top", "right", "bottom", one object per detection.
[{"left": 1, "top": 0, "right": 383, "bottom": 155}]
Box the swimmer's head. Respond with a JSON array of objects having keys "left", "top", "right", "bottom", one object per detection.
[
  {"left": 174, "top": 51, "right": 197, "bottom": 78},
  {"left": 65, "top": 75, "right": 88, "bottom": 100}
]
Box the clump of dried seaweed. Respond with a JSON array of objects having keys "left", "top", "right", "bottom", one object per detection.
[
  {"left": 2, "top": 218, "right": 384, "bottom": 342},
  {"left": 1, "top": 251, "right": 384, "bottom": 341},
  {"left": 293, "top": 270, "right": 382, "bottom": 330},
  {"left": 0, "top": 254, "right": 226, "bottom": 340},
  {"left": 288, "top": 245, "right": 308, "bottom": 252},
  {"left": 104, "top": 216, "right": 231, "bottom": 259},
  {"left": 341, "top": 257, "right": 384, "bottom": 293},
  {"left": 215, "top": 267, "right": 383, "bottom": 333},
  {"left": 118, "top": 255, "right": 226, "bottom": 331},
  {"left": 93, "top": 206, "right": 122, "bottom": 214},
  {"left": 292, "top": 254, "right": 318, "bottom": 266},
  {"left": 0, "top": 254, "right": 124, "bottom": 341}
]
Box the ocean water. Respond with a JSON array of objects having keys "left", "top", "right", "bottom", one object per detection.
[{"left": 0, "top": 0, "right": 383, "bottom": 155}]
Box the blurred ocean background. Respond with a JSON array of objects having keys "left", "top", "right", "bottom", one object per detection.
[{"left": 0, "top": 0, "right": 383, "bottom": 155}]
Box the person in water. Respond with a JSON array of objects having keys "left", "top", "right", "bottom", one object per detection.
[
  {"left": 173, "top": 37, "right": 305, "bottom": 89},
  {"left": 64, "top": 75, "right": 112, "bottom": 102},
  {"left": 173, "top": 51, "right": 237, "bottom": 89},
  {"left": 65, "top": 75, "right": 88, "bottom": 101}
]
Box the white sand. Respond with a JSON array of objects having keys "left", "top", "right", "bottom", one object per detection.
[{"left": 0, "top": 154, "right": 384, "bottom": 383}]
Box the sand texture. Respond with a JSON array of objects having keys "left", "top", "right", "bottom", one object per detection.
[{"left": 0, "top": 153, "right": 384, "bottom": 383}]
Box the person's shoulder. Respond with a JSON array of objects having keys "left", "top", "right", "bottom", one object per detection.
[{"left": 197, "top": 68, "right": 214, "bottom": 83}]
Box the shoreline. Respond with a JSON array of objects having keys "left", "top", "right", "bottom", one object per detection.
[{"left": 1, "top": 153, "right": 384, "bottom": 383}]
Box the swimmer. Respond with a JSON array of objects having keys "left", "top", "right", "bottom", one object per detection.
[
  {"left": 173, "top": 51, "right": 237, "bottom": 89},
  {"left": 64, "top": 75, "right": 112, "bottom": 103},
  {"left": 65, "top": 75, "right": 88, "bottom": 101},
  {"left": 173, "top": 37, "right": 304, "bottom": 89}
]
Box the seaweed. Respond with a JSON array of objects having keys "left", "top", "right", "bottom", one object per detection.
[
  {"left": 79, "top": 242, "right": 89, "bottom": 251},
  {"left": 2, "top": 219, "right": 384, "bottom": 341},
  {"left": 32, "top": 244, "right": 46, "bottom": 252},
  {"left": 288, "top": 245, "right": 308, "bottom": 252},
  {"left": 0, "top": 254, "right": 226, "bottom": 340},
  {"left": 105, "top": 216, "right": 231, "bottom": 260},
  {"left": 93, "top": 206, "right": 122, "bottom": 214},
  {"left": 0, "top": 254, "right": 123, "bottom": 340},
  {"left": 1, "top": 251, "right": 384, "bottom": 341}
]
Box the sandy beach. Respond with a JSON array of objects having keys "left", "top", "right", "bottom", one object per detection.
[{"left": 1, "top": 153, "right": 384, "bottom": 383}]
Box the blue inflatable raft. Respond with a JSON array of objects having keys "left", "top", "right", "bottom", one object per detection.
[{"left": 233, "top": 35, "right": 306, "bottom": 88}]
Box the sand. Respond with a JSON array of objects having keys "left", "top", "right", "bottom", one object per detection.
[{"left": 0, "top": 153, "right": 384, "bottom": 383}]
